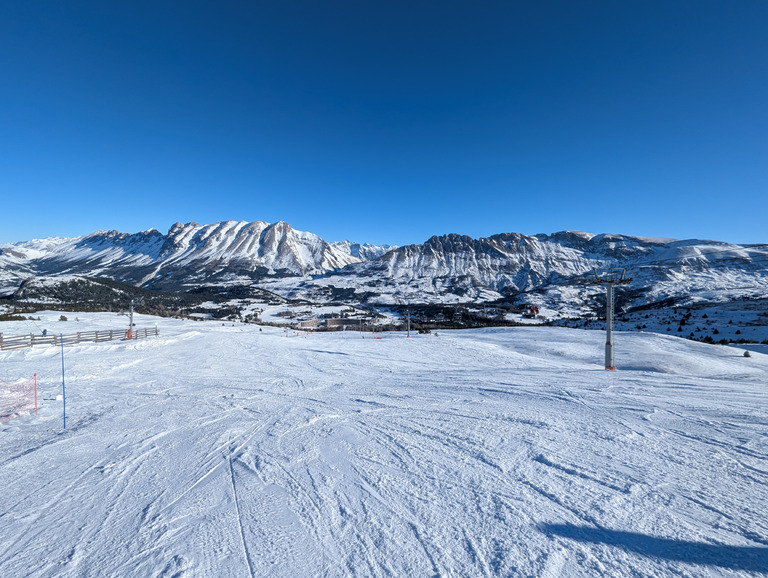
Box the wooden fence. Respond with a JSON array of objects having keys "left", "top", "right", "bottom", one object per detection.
[{"left": 0, "top": 327, "right": 159, "bottom": 351}]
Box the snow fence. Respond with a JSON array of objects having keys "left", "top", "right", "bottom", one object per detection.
[{"left": 0, "top": 327, "right": 159, "bottom": 351}]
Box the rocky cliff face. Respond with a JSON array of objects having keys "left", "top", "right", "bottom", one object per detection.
[
  {"left": 288, "top": 231, "right": 768, "bottom": 309},
  {"left": 0, "top": 220, "right": 391, "bottom": 292}
]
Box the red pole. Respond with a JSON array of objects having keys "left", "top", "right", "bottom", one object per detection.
[{"left": 34, "top": 373, "right": 38, "bottom": 416}]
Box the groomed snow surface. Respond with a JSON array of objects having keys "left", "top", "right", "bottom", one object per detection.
[{"left": 1, "top": 314, "right": 767, "bottom": 577}]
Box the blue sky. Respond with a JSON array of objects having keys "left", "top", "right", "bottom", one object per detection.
[{"left": 1, "top": 1, "right": 766, "bottom": 246}]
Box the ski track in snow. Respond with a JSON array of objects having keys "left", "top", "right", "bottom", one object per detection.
[{"left": 1, "top": 314, "right": 768, "bottom": 577}]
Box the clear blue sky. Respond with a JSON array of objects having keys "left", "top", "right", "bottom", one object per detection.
[{"left": 1, "top": 1, "right": 766, "bottom": 246}]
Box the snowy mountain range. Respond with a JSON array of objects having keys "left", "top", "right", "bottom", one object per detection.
[
  {"left": 0, "top": 220, "right": 392, "bottom": 293},
  {"left": 2, "top": 220, "right": 768, "bottom": 315},
  {"left": 291, "top": 231, "right": 768, "bottom": 313}
]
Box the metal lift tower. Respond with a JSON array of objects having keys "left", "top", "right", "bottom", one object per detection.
[
  {"left": 128, "top": 297, "right": 144, "bottom": 339},
  {"left": 589, "top": 268, "right": 632, "bottom": 370}
]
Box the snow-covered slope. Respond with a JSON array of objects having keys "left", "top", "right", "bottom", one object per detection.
[{"left": 2, "top": 315, "right": 767, "bottom": 576}]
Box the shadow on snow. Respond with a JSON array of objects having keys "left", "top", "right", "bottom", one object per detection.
[{"left": 541, "top": 523, "right": 768, "bottom": 573}]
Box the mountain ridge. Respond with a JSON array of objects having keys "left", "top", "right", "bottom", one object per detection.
[
  {"left": 2, "top": 220, "right": 768, "bottom": 318},
  {"left": 0, "top": 220, "right": 394, "bottom": 293}
]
